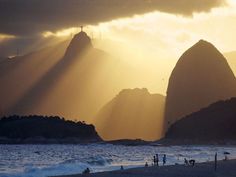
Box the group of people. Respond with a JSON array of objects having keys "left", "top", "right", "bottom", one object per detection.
[
  {"left": 83, "top": 153, "right": 199, "bottom": 174},
  {"left": 145, "top": 154, "right": 166, "bottom": 167},
  {"left": 148, "top": 154, "right": 196, "bottom": 167},
  {"left": 184, "top": 158, "right": 195, "bottom": 167},
  {"left": 154, "top": 154, "right": 167, "bottom": 166},
  {"left": 145, "top": 154, "right": 167, "bottom": 167}
]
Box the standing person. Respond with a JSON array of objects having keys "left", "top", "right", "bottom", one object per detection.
[
  {"left": 120, "top": 165, "right": 124, "bottom": 170},
  {"left": 215, "top": 153, "right": 217, "bottom": 171},
  {"left": 163, "top": 154, "right": 166, "bottom": 166},
  {"left": 184, "top": 158, "right": 189, "bottom": 166},
  {"left": 153, "top": 156, "right": 156, "bottom": 166},
  {"left": 156, "top": 154, "right": 159, "bottom": 166}
]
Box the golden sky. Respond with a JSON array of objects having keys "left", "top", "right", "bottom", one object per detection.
[
  {"left": 40, "top": 0, "right": 236, "bottom": 94},
  {"left": 1, "top": 0, "right": 236, "bottom": 94}
]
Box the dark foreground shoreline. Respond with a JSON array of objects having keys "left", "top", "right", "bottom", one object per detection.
[{"left": 51, "top": 159, "right": 236, "bottom": 177}]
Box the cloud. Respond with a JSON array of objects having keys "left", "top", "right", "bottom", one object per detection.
[{"left": 0, "top": 0, "right": 226, "bottom": 36}]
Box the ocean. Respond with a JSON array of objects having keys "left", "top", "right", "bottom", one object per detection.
[{"left": 0, "top": 144, "right": 236, "bottom": 177}]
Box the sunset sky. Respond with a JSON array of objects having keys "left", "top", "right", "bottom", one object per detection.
[{"left": 0, "top": 0, "right": 236, "bottom": 94}]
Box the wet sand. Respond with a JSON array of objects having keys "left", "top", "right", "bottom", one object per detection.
[{"left": 52, "top": 159, "right": 236, "bottom": 177}]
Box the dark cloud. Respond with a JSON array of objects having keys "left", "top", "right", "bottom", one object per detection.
[{"left": 0, "top": 0, "right": 226, "bottom": 36}]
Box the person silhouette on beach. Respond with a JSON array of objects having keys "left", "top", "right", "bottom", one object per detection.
[
  {"left": 189, "top": 159, "right": 195, "bottom": 167},
  {"left": 153, "top": 155, "right": 156, "bottom": 165},
  {"left": 156, "top": 154, "right": 159, "bottom": 166},
  {"left": 82, "top": 168, "right": 90, "bottom": 174},
  {"left": 184, "top": 158, "right": 189, "bottom": 165},
  {"left": 163, "top": 154, "right": 166, "bottom": 166}
]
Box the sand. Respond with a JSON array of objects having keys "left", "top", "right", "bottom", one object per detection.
[{"left": 51, "top": 159, "right": 236, "bottom": 177}]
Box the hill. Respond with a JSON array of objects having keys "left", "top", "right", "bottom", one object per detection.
[
  {"left": 95, "top": 88, "right": 165, "bottom": 141},
  {"left": 165, "top": 40, "right": 236, "bottom": 129},
  {"left": 165, "top": 98, "right": 236, "bottom": 141},
  {"left": 0, "top": 115, "right": 101, "bottom": 144}
]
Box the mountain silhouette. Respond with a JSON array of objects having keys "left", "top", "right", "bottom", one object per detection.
[
  {"left": 165, "top": 40, "right": 236, "bottom": 129},
  {"left": 0, "top": 115, "right": 101, "bottom": 143},
  {"left": 165, "top": 98, "right": 236, "bottom": 141},
  {"left": 63, "top": 31, "right": 92, "bottom": 59},
  {"left": 95, "top": 88, "right": 165, "bottom": 140},
  {"left": 2, "top": 31, "right": 144, "bottom": 124},
  {"left": 5, "top": 32, "right": 110, "bottom": 119}
]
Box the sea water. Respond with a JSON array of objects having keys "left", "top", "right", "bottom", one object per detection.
[{"left": 0, "top": 144, "right": 236, "bottom": 177}]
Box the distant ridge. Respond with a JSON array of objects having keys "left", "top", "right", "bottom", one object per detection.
[
  {"left": 165, "top": 97, "right": 236, "bottom": 141},
  {"left": 95, "top": 88, "right": 165, "bottom": 141},
  {"left": 165, "top": 39, "right": 236, "bottom": 129}
]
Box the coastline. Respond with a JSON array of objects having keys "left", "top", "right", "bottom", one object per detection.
[
  {"left": 0, "top": 137, "right": 102, "bottom": 144},
  {"left": 51, "top": 159, "right": 236, "bottom": 177},
  {"left": 2, "top": 137, "right": 236, "bottom": 146}
]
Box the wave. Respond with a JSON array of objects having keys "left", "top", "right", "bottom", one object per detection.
[
  {"left": 0, "top": 155, "right": 114, "bottom": 177},
  {"left": 86, "top": 156, "right": 113, "bottom": 166},
  {"left": 0, "top": 162, "right": 90, "bottom": 177}
]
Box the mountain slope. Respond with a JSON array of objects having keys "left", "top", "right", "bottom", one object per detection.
[
  {"left": 165, "top": 40, "right": 236, "bottom": 129},
  {"left": 4, "top": 32, "right": 120, "bottom": 119},
  {"left": 165, "top": 98, "right": 236, "bottom": 140},
  {"left": 0, "top": 40, "right": 69, "bottom": 115},
  {"left": 1, "top": 32, "right": 149, "bottom": 126},
  {"left": 95, "top": 88, "right": 165, "bottom": 141}
]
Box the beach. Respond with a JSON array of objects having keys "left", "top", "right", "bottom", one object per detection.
[
  {"left": 2, "top": 144, "right": 236, "bottom": 177},
  {"left": 53, "top": 159, "right": 236, "bottom": 177}
]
